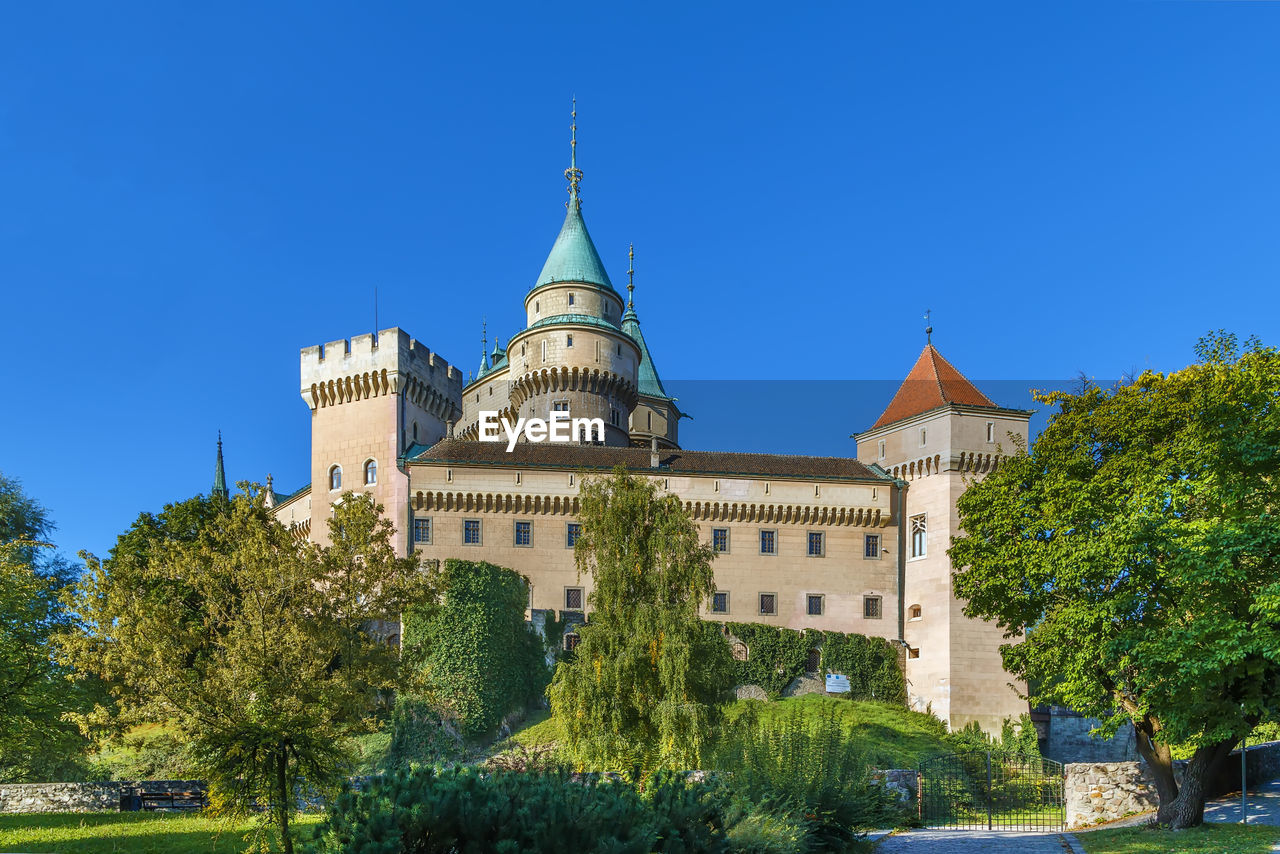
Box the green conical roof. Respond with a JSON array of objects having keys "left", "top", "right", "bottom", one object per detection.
[
  {"left": 621, "top": 307, "right": 670, "bottom": 400},
  {"left": 534, "top": 199, "right": 615, "bottom": 292},
  {"left": 212, "top": 432, "right": 228, "bottom": 500}
]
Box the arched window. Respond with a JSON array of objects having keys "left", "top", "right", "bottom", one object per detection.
[
  {"left": 364, "top": 459, "right": 377, "bottom": 485},
  {"left": 909, "top": 604, "right": 923, "bottom": 621},
  {"left": 731, "top": 642, "right": 749, "bottom": 661},
  {"left": 805, "top": 648, "right": 822, "bottom": 673},
  {"left": 329, "top": 465, "right": 342, "bottom": 490}
]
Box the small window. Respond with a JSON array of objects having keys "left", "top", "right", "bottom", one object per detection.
[
  {"left": 412, "top": 517, "right": 431, "bottom": 544},
  {"left": 446, "top": 468, "right": 453, "bottom": 483},
  {"left": 463, "top": 519, "right": 482, "bottom": 545},
  {"left": 521, "top": 343, "right": 526, "bottom": 356},
  {"left": 908, "top": 646, "right": 920, "bottom": 659},
  {"left": 764, "top": 482, "right": 770, "bottom": 495},
  {"left": 535, "top": 300, "right": 540, "bottom": 314},
  {"left": 711, "top": 591, "right": 729, "bottom": 614},
  {"left": 564, "top": 631, "right": 580, "bottom": 651},
  {"left": 553, "top": 399, "right": 570, "bottom": 412},
  {"left": 864, "top": 596, "right": 883, "bottom": 619},
  {"left": 515, "top": 472, "right": 522, "bottom": 484},
  {"left": 878, "top": 439, "right": 885, "bottom": 460},
  {"left": 807, "top": 531, "right": 824, "bottom": 557},
  {"left": 542, "top": 340, "right": 547, "bottom": 362},
  {"left": 610, "top": 409, "right": 620, "bottom": 427},
  {"left": 814, "top": 484, "right": 820, "bottom": 498},
  {"left": 364, "top": 459, "right": 377, "bottom": 485},
  {"left": 805, "top": 647, "right": 821, "bottom": 672},
  {"left": 566, "top": 334, "right": 574, "bottom": 348},
  {"left": 413, "top": 422, "right": 419, "bottom": 442},
  {"left": 910, "top": 514, "right": 927, "bottom": 558},
  {"left": 564, "top": 587, "right": 584, "bottom": 610},
  {"left": 731, "top": 641, "right": 748, "bottom": 661},
  {"left": 987, "top": 421, "right": 995, "bottom": 443},
  {"left": 758, "top": 593, "right": 778, "bottom": 616},
  {"left": 568, "top": 292, "right": 575, "bottom": 306},
  {"left": 514, "top": 520, "right": 532, "bottom": 547},
  {"left": 909, "top": 604, "right": 923, "bottom": 621},
  {"left": 568, "top": 473, "right": 575, "bottom": 486},
  {"left": 759, "top": 529, "right": 777, "bottom": 555},
  {"left": 807, "top": 594, "right": 824, "bottom": 616},
  {"left": 712, "top": 528, "right": 729, "bottom": 553},
  {"left": 920, "top": 428, "right": 927, "bottom": 446},
  {"left": 329, "top": 465, "right": 342, "bottom": 490},
  {"left": 617, "top": 343, "right": 621, "bottom": 355},
  {"left": 864, "top": 534, "right": 880, "bottom": 558},
  {"left": 566, "top": 522, "right": 582, "bottom": 548}
]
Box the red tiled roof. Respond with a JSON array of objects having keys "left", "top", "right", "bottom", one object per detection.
[{"left": 870, "top": 345, "right": 998, "bottom": 430}]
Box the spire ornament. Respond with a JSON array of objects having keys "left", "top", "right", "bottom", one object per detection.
[
  {"left": 924, "top": 309, "right": 933, "bottom": 345},
  {"left": 212, "top": 431, "right": 228, "bottom": 500},
  {"left": 564, "top": 98, "right": 583, "bottom": 206},
  {"left": 627, "top": 243, "right": 635, "bottom": 309}
]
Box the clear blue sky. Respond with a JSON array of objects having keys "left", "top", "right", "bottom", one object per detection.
[{"left": 2, "top": 2, "right": 1277, "bottom": 560}]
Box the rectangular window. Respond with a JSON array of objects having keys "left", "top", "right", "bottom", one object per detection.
[
  {"left": 920, "top": 427, "right": 927, "bottom": 446},
  {"left": 566, "top": 522, "right": 582, "bottom": 548},
  {"left": 711, "top": 591, "right": 729, "bottom": 614},
  {"left": 864, "top": 534, "right": 880, "bottom": 558},
  {"left": 514, "top": 520, "right": 532, "bottom": 547},
  {"left": 566, "top": 334, "right": 574, "bottom": 348},
  {"left": 987, "top": 421, "right": 995, "bottom": 442},
  {"left": 712, "top": 527, "right": 729, "bottom": 553},
  {"left": 568, "top": 292, "right": 575, "bottom": 306},
  {"left": 564, "top": 587, "right": 584, "bottom": 610},
  {"left": 878, "top": 439, "right": 886, "bottom": 460},
  {"left": 807, "top": 594, "right": 824, "bottom": 616},
  {"left": 758, "top": 593, "right": 777, "bottom": 616},
  {"left": 910, "top": 514, "right": 927, "bottom": 558},
  {"left": 553, "top": 399, "right": 570, "bottom": 412},
  {"left": 759, "top": 529, "right": 777, "bottom": 555},
  {"left": 807, "top": 531, "right": 824, "bottom": 557},
  {"left": 463, "top": 519, "right": 481, "bottom": 545},
  {"left": 864, "top": 596, "right": 883, "bottom": 619},
  {"left": 412, "top": 517, "right": 432, "bottom": 544}
]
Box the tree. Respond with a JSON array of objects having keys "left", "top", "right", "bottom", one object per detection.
[
  {"left": 0, "top": 472, "right": 92, "bottom": 782},
  {"left": 62, "top": 489, "right": 423, "bottom": 853},
  {"left": 949, "top": 333, "right": 1280, "bottom": 828},
  {"left": 548, "top": 466, "right": 733, "bottom": 771},
  {"left": 400, "top": 559, "right": 548, "bottom": 740}
]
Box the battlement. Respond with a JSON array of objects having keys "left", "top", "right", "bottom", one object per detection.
[{"left": 300, "top": 327, "right": 463, "bottom": 413}]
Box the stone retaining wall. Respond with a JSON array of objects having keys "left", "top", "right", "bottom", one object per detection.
[{"left": 0, "top": 780, "right": 204, "bottom": 815}]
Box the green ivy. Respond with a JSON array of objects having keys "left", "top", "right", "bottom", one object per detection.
[
  {"left": 722, "top": 623, "right": 906, "bottom": 703},
  {"left": 401, "top": 560, "right": 549, "bottom": 740}
]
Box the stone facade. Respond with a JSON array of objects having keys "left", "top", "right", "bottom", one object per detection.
[
  {"left": 0, "top": 780, "right": 203, "bottom": 814},
  {"left": 1064, "top": 762, "right": 1163, "bottom": 828},
  {"left": 1041, "top": 708, "right": 1138, "bottom": 764}
]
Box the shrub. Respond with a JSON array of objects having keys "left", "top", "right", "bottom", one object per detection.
[
  {"left": 305, "top": 766, "right": 730, "bottom": 854},
  {"left": 723, "top": 623, "right": 906, "bottom": 703}
]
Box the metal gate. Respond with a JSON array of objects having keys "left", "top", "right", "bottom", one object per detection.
[{"left": 918, "top": 751, "right": 1064, "bottom": 830}]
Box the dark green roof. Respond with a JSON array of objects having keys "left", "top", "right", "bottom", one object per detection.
[
  {"left": 212, "top": 433, "right": 228, "bottom": 499},
  {"left": 621, "top": 308, "right": 670, "bottom": 399},
  {"left": 533, "top": 199, "right": 616, "bottom": 293},
  {"left": 528, "top": 313, "right": 622, "bottom": 332}
]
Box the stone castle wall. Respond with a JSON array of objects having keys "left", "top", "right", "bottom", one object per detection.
[{"left": 0, "top": 780, "right": 203, "bottom": 814}]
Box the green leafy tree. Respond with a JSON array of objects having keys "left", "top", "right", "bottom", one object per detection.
[
  {"left": 548, "top": 466, "right": 733, "bottom": 771},
  {"left": 400, "top": 559, "right": 548, "bottom": 740},
  {"left": 0, "top": 472, "right": 92, "bottom": 782},
  {"left": 62, "top": 489, "right": 423, "bottom": 853},
  {"left": 949, "top": 332, "right": 1280, "bottom": 828}
]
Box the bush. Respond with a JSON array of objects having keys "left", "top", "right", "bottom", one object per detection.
[
  {"left": 710, "top": 702, "right": 906, "bottom": 851},
  {"left": 723, "top": 624, "right": 906, "bottom": 703},
  {"left": 305, "top": 766, "right": 730, "bottom": 854}
]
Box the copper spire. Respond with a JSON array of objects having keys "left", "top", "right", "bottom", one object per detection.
[
  {"left": 627, "top": 243, "right": 635, "bottom": 309},
  {"left": 565, "top": 98, "right": 583, "bottom": 205}
]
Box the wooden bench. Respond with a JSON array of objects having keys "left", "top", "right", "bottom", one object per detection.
[{"left": 138, "top": 790, "right": 207, "bottom": 811}]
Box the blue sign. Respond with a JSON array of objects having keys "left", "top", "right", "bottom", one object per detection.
[{"left": 825, "top": 674, "right": 851, "bottom": 694}]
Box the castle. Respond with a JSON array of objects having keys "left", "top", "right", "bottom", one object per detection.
[{"left": 264, "top": 114, "right": 1032, "bottom": 735}]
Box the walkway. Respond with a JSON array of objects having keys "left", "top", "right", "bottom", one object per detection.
[
  {"left": 875, "top": 830, "right": 1075, "bottom": 853},
  {"left": 1205, "top": 778, "right": 1280, "bottom": 826}
]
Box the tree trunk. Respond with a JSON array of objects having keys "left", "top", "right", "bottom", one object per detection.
[
  {"left": 1131, "top": 717, "right": 1179, "bottom": 806},
  {"left": 1156, "top": 739, "right": 1235, "bottom": 829},
  {"left": 276, "top": 748, "right": 293, "bottom": 854}
]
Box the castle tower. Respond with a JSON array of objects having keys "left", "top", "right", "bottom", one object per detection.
[
  {"left": 300, "top": 328, "right": 462, "bottom": 551},
  {"left": 621, "top": 245, "right": 683, "bottom": 449},
  {"left": 458, "top": 103, "right": 641, "bottom": 445},
  {"left": 855, "top": 337, "right": 1032, "bottom": 734},
  {"left": 211, "top": 431, "right": 228, "bottom": 500}
]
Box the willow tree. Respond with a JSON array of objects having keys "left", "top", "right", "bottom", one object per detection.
[
  {"left": 549, "top": 466, "right": 733, "bottom": 771},
  {"left": 62, "top": 489, "right": 423, "bottom": 854},
  {"left": 950, "top": 333, "right": 1280, "bottom": 829}
]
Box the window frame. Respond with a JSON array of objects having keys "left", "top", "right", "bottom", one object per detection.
[
  {"left": 328, "top": 465, "right": 342, "bottom": 491},
  {"left": 710, "top": 591, "right": 730, "bottom": 615},
  {"left": 711, "top": 527, "right": 730, "bottom": 553},
  {"left": 565, "top": 522, "right": 582, "bottom": 549},
  {"left": 412, "top": 516, "right": 432, "bottom": 545},
  {"left": 514, "top": 519, "right": 533, "bottom": 548},
  {"left": 910, "top": 513, "right": 927, "bottom": 559},
  {"left": 806, "top": 593, "right": 825, "bottom": 617},
  {"left": 462, "top": 518, "right": 482, "bottom": 546},
  {"left": 364, "top": 458, "right": 377, "bottom": 486},
  {"left": 864, "top": 534, "right": 880, "bottom": 558},
  {"left": 564, "top": 586, "right": 585, "bottom": 611},
  {"left": 807, "top": 530, "right": 825, "bottom": 558},
  {"left": 759, "top": 528, "right": 777, "bottom": 556},
  {"left": 863, "top": 595, "right": 883, "bottom": 620},
  {"left": 758, "top": 592, "right": 778, "bottom": 617}
]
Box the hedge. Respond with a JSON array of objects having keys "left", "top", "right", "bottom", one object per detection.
[{"left": 723, "top": 622, "right": 905, "bottom": 703}]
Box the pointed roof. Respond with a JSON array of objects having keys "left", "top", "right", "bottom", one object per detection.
[
  {"left": 870, "top": 345, "right": 998, "bottom": 430},
  {"left": 212, "top": 432, "right": 228, "bottom": 499},
  {"left": 621, "top": 306, "right": 670, "bottom": 400},
  {"left": 533, "top": 199, "right": 616, "bottom": 292}
]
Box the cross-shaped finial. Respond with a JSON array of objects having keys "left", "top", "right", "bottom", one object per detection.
[
  {"left": 627, "top": 243, "right": 635, "bottom": 308},
  {"left": 924, "top": 309, "right": 933, "bottom": 345},
  {"left": 564, "top": 97, "right": 583, "bottom": 204}
]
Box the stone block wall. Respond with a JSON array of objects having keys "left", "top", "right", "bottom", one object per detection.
[
  {"left": 1064, "top": 762, "right": 1162, "bottom": 828},
  {"left": 0, "top": 780, "right": 203, "bottom": 815},
  {"left": 1042, "top": 708, "right": 1137, "bottom": 764}
]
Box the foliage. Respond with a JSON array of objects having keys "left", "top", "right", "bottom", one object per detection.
[
  {"left": 0, "top": 811, "right": 322, "bottom": 854},
  {"left": 401, "top": 559, "right": 548, "bottom": 740},
  {"left": 949, "top": 332, "right": 1280, "bottom": 828},
  {"left": 942, "top": 713, "right": 1040, "bottom": 757},
  {"left": 0, "top": 470, "right": 94, "bottom": 782},
  {"left": 378, "top": 695, "right": 464, "bottom": 770},
  {"left": 90, "top": 722, "right": 196, "bottom": 780},
  {"left": 723, "top": 623, "right": 906, "bottom": 702},
  {"left": 709, "top": 701, "right": 907, "bottom": 852},
  {"left": 61, "top": 489, "right": 424, "bottom": 854},
  {"left": 549, "top": 467, "right": 734, "bottom": 771},
  {"left": 1077, "top": 823, "right": 1280, "bottom": 854},
  {"left": 305, "top": 766, "right": 731, "bottom": 854}
]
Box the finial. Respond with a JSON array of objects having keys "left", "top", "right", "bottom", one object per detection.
[
  {"left": 482, "top": 317, "right": 488, "bottom": 353},
  {"left": 212, "top": 430, "right": 228, "bottom": 501},
  {"left": 627, "top": 243, "right": 635, "bottom": 309},
  {"left": 564, "top": 97, "right": 583, "bottom": 205},
  {"left": 924, "top": 309, "right": 933, "bottom": 345}
]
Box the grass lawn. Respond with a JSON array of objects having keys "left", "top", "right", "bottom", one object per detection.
[
  {"left": 0, "top": 812, "right": 322, "bottom": 854},
  {"left": 508, "top": 694, "right": 954, "bottom": 769},
  {"left": 1077, "top": 823, "right": 1280, "bottom": 854}
]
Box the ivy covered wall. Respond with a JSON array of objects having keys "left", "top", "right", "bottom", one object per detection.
[{"left": 721, "top": 623, "right": 906, "bottom": 703}]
